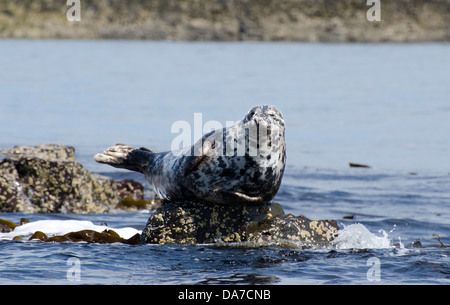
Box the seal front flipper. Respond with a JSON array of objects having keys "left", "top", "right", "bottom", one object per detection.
[
  {"left": 182, "top": 140, "right": 215, "bottom": 176},
  {"left": 212, "top": 190, "right": 265, "bottom": 205},
  {"left": 94, "top": 143, "right": 154, "bottom": 173},
  {"left": 183, "top": 155, "right": 208, "bottom": 176}
]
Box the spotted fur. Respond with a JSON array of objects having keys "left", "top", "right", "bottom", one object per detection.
[{"left": 94, "top": 105, "right": 286, "bottom": 205}]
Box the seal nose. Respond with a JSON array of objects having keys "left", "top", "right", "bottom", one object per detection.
[
  {"left": 244, "top": 105, "right": 283, "bottom": 124},
  {"left": 245, "top": 105, "right": 270, "bottom": 119}
]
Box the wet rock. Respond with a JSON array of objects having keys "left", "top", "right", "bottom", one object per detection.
[
  {"left": 0, "top": 144, "right": 145, "bottom": 213},
  {"left": 141, "top": 201, "right": 339, "bottom": 248},
  {"left": 411, "top": 240, "right": 423, "bottom": 248}
]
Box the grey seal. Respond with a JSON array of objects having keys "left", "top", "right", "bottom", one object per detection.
[{"left": 94, "top": 105, "right": 286, "bottom": 205}]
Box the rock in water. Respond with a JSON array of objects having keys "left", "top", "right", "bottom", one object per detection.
[
  {"left": 0, "top": 144, "right": 142, "bottom": 213},
  {"left": 141, "top": 201, "right": 339, "bottom": 248}
]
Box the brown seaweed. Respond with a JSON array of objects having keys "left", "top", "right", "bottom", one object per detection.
[
  {"left": 432, "top": 234, "right": 449, "bottom": 248},
  {"left": 0, "top": 218, "right": 18, "bottom": 233},
  {"left": 0, "top": 217, "right": 141, "bottom": 244},
  {"left": 26, "top": 229, "right": 141, "bottom": 244}
]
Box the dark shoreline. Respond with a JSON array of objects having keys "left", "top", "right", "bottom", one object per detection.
[{"left": 1, "top": 0, "right": 449, "bottom": 42}]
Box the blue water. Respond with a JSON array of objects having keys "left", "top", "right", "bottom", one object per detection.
[{"left": 0, "top": 40, "right": 449, "bottom": 284}]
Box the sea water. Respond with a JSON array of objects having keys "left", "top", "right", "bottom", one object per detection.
[{"left": 0, "top": 40, "right": 449, "bottom": 284}]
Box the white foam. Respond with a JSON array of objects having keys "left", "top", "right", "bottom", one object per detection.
[
  {"left": 0, "top": 220, "right": 140, "bottom": 241},
  {"left": 331, "top": 223, "right": 392, "bottom": 249}
]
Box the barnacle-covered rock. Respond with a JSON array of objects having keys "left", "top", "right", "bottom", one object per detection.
[
  {"left": 0, "top": 158, "right": 32, "bottom": 212},
  {"left": 141, "top": 201, "right": 339, "bottom": 248},
  {"left": 0, "top": 144, "right": 145, "bottom": 213}
]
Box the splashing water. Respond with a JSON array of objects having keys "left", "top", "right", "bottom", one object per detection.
[{"left": 331, "top": 223, "right": 393, "bottom": 249}]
